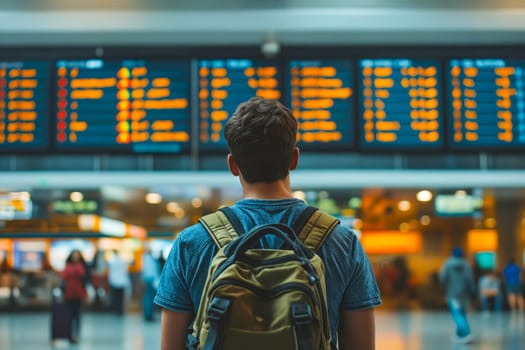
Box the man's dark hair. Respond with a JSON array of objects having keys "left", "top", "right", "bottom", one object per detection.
[{"left": 224, "top": 97, "right": 297, "bottom": 183}]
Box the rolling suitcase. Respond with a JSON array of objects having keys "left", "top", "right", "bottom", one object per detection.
[{"left": 50, "top": 287, "right": 71, "bottom": 341}]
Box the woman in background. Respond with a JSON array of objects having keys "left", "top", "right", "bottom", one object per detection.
[{"left": 61, "top": 249, "right": 87, "bottom": 344}]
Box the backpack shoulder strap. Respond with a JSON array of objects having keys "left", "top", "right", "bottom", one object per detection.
[
  {"left": 198, "top": 208, "right": 241, "bottom": 249},
  {"left": 295, "top": 206, "right": 340, "bottom": 252}
]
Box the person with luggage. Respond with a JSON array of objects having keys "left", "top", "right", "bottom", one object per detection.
[
  {"left": 60, "top": 249, "right": 87, "bottom": 344},
  {"left": 154, "top": 97, "right": 382, "bottom": 350}
]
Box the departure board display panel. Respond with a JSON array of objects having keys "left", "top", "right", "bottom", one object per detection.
[
  {"left": 448, "top": 59, "right": 525, "bottom": 149},
  {"left": 198, "top": 59, "right": 281, "bottom": 150},
  {"left": 55, "top": 59, "right": 190, "bottom": 152},
  {"left": 358, "top": 59, "right": 443, "bottom": 150},
  {"left": 0, "top": 61, "right": 49, "bottom": 151},
  {"left": 287, "top": 60, "right": 354, "bottom": 149}
]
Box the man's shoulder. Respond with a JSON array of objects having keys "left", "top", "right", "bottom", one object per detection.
[
  {"left": 176, "top": 221, "right": 212, "bottom": 247},
  {"left": 326, "top": 223, "right": 358, "bottom": 246},
  {"left": 319, "top": 223, "right": 361, "bottom": 265}
]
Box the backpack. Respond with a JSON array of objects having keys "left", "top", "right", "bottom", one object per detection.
[{"left": 187, "top": 206, "right": 339, "bottom": 350}]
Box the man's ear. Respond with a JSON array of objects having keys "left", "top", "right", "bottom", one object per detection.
[
  {"left": 290, "top": 147, "right": 299, "bottom": 170},
  {"left": 227, "top": 154, "right": 240, "bottom": 176}
]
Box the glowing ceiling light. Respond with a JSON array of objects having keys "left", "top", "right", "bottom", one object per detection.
[
  {"left": 191, "top": 197, "right": 203, "bottom": 208},
  {"left": 455, "top": 190, "right": 467, "bottom": 198},
  {"left": 166, "top": 202, "right": 179, "bottom": 213},
  {"left": 145, "top": 192, "right": 162, "bottom": 204},
  {"left": 174, "top": 207, "right": 186, "bottom": 219},
  {"left": 399, "top": 222, "right": 410, "bottom": 232},
  {"left": 70, "top": 192, "right": 84, "bottom": 202},
  {"left": 416, "top": 190, "right": 433, "bottom": 202},
  {"left": 420, "top": 215, "right": 431, "bottom": 226},
  {"left": 398, "top": 200, "right": 411, "bottom": 212}
]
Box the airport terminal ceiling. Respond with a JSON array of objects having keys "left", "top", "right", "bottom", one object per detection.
[
  {"left": 2, "top": 1, "right": 525, "bottom": 45},
  {"left": 3, "top": 0, "right": 525, "bottom": 11}
]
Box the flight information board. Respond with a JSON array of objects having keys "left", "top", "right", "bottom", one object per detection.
[
  {"left": 0, "top": 61, "right": 49, "bottom": 151},
  {"left": 287, "top": 60, "right": 354, "bottom": 149},
  {"left": 198, "top": 59, "right": 281, "bottom": 150},
  {"left": 358, "top": 59, "right": 443, "bottom": 150},
  {"left": 448, "top": 59, "right": 525, "bottom": 148},
  {"left": 55, "top": 59, "right": 191, "bottom": 152}
]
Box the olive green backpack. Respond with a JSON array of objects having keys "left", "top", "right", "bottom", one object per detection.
[{"left": 187, "top": 206, "right": 339, "bottom": 350}]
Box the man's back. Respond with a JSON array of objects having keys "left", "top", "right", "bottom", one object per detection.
[
  {"left": 503, "top": 263, "right": 520, "bottom": 285},
  {"left": 155, "top": 97, "right": 380, "bottom": 350},
  {"left": 155, "top": 198, "right": 381, "bottom": 343}
]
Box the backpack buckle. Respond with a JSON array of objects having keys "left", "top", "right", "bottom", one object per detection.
[
  {"left": 186, "top": 334, "right": 199, "bottom": 350},
  {"left": 291, "top": 303, "right": 313, "bottom": 325},
  {"left": 207, "top": 297, "right": 231, "bottom": 321}
]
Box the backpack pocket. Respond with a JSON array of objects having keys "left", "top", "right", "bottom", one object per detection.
[{"left": 199, "top": 325, "right": 297, "bottom": 350}]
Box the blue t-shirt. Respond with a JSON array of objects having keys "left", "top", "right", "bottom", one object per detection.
[
  {"left": 503, "top": 263, "right": 521, "bottom": 286},
  {"left": 154, "top": 198, "right": 381, "bottom": 342}
]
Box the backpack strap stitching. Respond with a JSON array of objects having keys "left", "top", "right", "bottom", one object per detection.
[
  {"left": 199, "top": 211, "right": 239, "bottom": 249},
  {"left": 298, "top": 210, "right": 339, "bottom": 251},
  {"left": 218, "top": 207, "right": 245, "bottom": 234},
  {"left": 291, "top": 206, "right": 318, "bottom": 236}
]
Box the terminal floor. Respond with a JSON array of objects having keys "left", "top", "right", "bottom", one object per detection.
[{"left": 1, "top": 310, "right": 524, "bottom": 349}]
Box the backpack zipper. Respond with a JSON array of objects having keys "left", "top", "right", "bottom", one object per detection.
[
  {"left": 208, "top": 278, "right": 318, "bottom": 306},
  {"left": 213, "top": 254, "right": 307, "bottom": 280}
]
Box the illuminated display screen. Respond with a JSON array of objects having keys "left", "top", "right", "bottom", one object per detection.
[
  {"left": 358, "top": 59, "right": 443, "bottom": 150},
  {"left": 287, "top": 60, "right": 354, "bottom": 148},
  {"left": 55, "top": 59, "right": 191, "bottom": 152},
  {"left": 0, "top": 61, "right": 49, "bottom": 151},
  {"left": 448, "top": 59, "right": 525, "bottom": 148},
  {"left": 198, "top": 59, "right": 281, "bottom": 150}
]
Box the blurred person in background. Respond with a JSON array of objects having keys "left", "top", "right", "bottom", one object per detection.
[
  {"left": 1, "top": 252, "right": 16, "bottom": 308},
  {"left": 439, "top": 247, "right": 476, "bottom": 344},
  {"left": 391, "top": 256, "right": 411, "bottom": 309},
  {"left": 90, "top": 250, "right": 107, "bottom": 307},
  {"left": 522, "top": 263, "right": 525, "bottom": 306},
  {"left": 142, "top": 244, "right": 160, "bottom": 322},
  {"left": 107, "top": 250, "right": 130, "bottom": 315},
  {"left": 61, "top": 249, "right": 87, "bottom": 344},
  {"left": 503, "top": 257, "right": 524, "bottom": 312},
  {"left": 478, "top": 269, "right": 502, "bottom": 317}
]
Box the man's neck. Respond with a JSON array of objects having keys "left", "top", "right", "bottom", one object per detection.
[{"left": 241, "top": 177, "right": 293, "bottom": 200}]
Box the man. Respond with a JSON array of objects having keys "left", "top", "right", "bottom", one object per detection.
[
  {"left": 439, "top": 247, "right": 475, "bottom": 344},
  {"left": 503, "top": 257, "right": 524, "bottom": 312},
  {"left": 142, "top": 245, "right": 160, "bottom": 321},
  {"left": 154, "top": 97, "right": 381, "bottom": 349},
  {"left": 107, "top": 250, "right": 129, "bottom": 315},
  {"left": 478, "top": 269, "right": 502, "bottom": 316}
]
